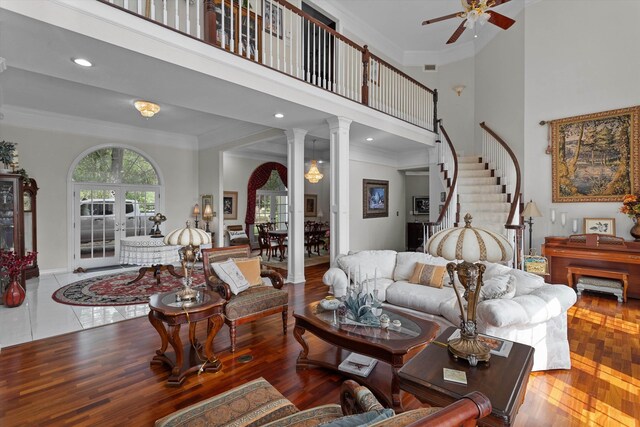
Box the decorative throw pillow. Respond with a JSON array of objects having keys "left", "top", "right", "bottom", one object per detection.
[
  {"left": 480, "top": 274, "right": 516, "bottom": 301},
  {"left": 228, "top": 230, "right": 249, "bottom": 241},
  {"left": 232, "top": 256, "right": 263, "bottom": 286},
  {"left": 409, "top": 262, "right": 447, "bottom": 288},
  {"left": 211, "top": 259, "right": 250, "bottom": 295}
]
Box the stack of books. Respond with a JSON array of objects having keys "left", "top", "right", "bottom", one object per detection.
[{"left": 338, "top": 353, "right": 377, "bottom": 378}]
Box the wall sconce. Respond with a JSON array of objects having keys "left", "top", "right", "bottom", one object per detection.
[{"left": 453, "top": 85, "right": 466, "bottom": 96}]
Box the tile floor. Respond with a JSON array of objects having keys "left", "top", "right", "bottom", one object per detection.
[{"left": 0, "top": 266, "right": 150, "bottom": 349}]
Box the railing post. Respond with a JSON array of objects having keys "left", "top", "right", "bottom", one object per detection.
[
  {"left": 361, "top": 45, "right": 370, "bottom": 106},
  {"left": 203, "top": 0, "right": 217, "bottom": 45},
  {"left": 432, "top": 88, "right": 438, "bottom": 133}
]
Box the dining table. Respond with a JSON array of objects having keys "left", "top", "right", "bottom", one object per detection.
[{"left": 267, "top": 225, "right": 329, "bottom": 262}]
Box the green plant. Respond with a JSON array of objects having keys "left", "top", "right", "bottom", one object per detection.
[{"left": 0, "top": 141, "right": 16, "bottom": 166}]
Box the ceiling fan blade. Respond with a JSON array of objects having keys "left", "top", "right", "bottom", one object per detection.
[
  {"left": 422, "top": 12, "right": 460, "bottom": 26},
  {"left": 491, "top": 0, "right": 512, "bottom": 6},
  {"left": 446, "top": 21, "right": 467, "bottom": 44},
  {"left": 488, "top": 10, "right": 516, "bottom": 30}
]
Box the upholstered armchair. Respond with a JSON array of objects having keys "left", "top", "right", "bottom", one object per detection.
[
  {"left": 155, "top": 377, "right": 492, "bottom": 427},
  {"left": 202, "top": 245, "right": 288, "bottom": 352}
]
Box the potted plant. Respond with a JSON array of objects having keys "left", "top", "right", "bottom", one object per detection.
[
  {"left": 0, "top": 140, "right": 16, "bottom": 172},
  {"left": 0, "top": 250, "right": 37, "bottom": 307}
]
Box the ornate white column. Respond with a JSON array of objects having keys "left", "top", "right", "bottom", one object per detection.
[
  {"left": 285, "top": 128, "right": 307, "bottom": 284},
  {"left": 327, "top": 116, "right": 352, "bottom": 264}
]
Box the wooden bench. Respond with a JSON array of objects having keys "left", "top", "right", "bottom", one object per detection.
[{"left": 567, "top": 265, "right": 628, "bottom": 303}]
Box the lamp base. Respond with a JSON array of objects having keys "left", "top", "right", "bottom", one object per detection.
[
  {"left": 448, "top": 334, "right": 491, "bottom": 367},
  {"left": 176, "top": 286, "right": 198, "bottom": 302}
]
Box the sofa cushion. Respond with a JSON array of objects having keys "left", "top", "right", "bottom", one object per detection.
[
  {"left": 225, "top": 286, "right": 289, "bottom": 320},
  {"left": 393, "top": 252, "right": 438, "bottom": 281},
  {"left": 480, "top": 274, "right": 516, "bottom": 301},
  {"left": 385, "top": 281, "right": 455, "bottom": 315},
  {"left": 261, "top": 405, "right": 344, "bottom": 426},
  {"left": 154, "top": 377, "right": 298, "bottom": 427},
  {"left": 337, "top": 250, "right": 397, "bottom": 281},
  {"left": 212, "top": 259, "right": 250, "bottom": 295},
  {"left": 319, "top": 409, "right": 395, "bottom": 427},
  {"left": 409, "top": 262, "right": 447, "bottom": 288}
]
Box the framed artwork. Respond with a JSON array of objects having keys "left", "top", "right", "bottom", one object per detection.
[
  {"left": 201, "top": 194, "right": 213, "bottom": 212},
  {"left": 551, "top": 105, "right": 640, "bottom": 202},
  {"left": 223, "top": 191, "right": 238, "bottom": 220},
  {"left": 363, "top": 179, "right": 389, "bottom": 219},
  {"left": 264, "top": 0, "right": 283, "bottom": 39},
  {"left": 304, "top": 194, "right": 317, "bottom": 217},
  {"left": 413, "top": 196, "right": 429, "bottom": 215},
  {"left": 583, "top": 218, "right": 616, "bottom": 236},
  {"left": 440, "top": 191, "right": 446, "bottom": 203}
]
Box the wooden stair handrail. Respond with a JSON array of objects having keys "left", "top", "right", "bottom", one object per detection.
[
  {"left": 479, "top": 122, "right": 521, "bottom": 228},
  {"left": 427, "top": 123, "right": 458, "bottom": 227}
]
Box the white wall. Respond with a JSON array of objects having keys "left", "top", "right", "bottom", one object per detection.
[
  {"left": 303, "top": 162, "right": 330, "bottom": 222},
  {"left": 524, "top": 0, "right": 640, "bottom": 250},
  {"left": 349, "top": 159, "right": 405, "bottom": 252},
  {"left": 0, "top": 124, "right": 198, "bottom": 272}
]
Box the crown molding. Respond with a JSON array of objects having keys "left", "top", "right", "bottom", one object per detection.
[{"left": 1, "top": 105, "right": 198, "bottom": 149}]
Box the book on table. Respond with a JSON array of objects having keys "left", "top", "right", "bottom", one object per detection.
[
  {"left": 338, "top": 353, "right": 377, "bottom": 377},
  {"left": 447, "top": 329, "right": 513, "bottom": 358}
]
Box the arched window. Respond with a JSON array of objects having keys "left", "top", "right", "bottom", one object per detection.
[
  {"left": 244, "top": 162, "right": 287, "bottom": 230},
  {"left": 72, "top": 147, "right": 159, "bottom": 184}
]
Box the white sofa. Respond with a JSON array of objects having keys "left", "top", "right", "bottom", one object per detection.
[{"left": 322, "top": 250, "right": 577, "bottom": 372}]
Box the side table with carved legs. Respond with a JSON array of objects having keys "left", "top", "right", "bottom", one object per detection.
[{"left": 148, "top": 290, "right": 225, "bottom": 386}]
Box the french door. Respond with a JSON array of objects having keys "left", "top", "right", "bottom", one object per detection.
[{"left": 73, "top": 185, "right": 159, "bottom": 270}]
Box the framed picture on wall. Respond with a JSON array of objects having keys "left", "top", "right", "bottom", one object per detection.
[
  {"left": 583, "top": 218, "right": 615, "bottom": 235},
  {"left": 363, "top": 179, "right": 389, "bottom": 218},
  {"left": 413, "top": 196, "right": 429, "bottom": 215},
  {"left": 223, "top": 191, "right": 238, "bottom": 220},
  {"left": 304, "top": 194, "right": 317, "bottom": 217}
]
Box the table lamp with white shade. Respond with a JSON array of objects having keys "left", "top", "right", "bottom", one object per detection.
[
  {"left": 164, "top": 221, "right": 211, "bottom": 302},
  {"left": 427, "top": 214, "right": 513, "bottom": 366}
]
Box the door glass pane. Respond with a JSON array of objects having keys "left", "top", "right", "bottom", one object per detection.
[
  {"left": 0, "top": 181, "right": 15, "bottom": 251},
  {"left": 79, "top": 189, "right": 117, "bottom": 259},
  {"left": 124, "top": 191, "right": 157, "bottom": 237}
]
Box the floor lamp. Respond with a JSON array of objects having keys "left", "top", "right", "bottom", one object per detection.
[{"left": 522, "top": 200, "right": 542, "bottom": 254}]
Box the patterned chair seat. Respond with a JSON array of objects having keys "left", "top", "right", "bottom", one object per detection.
[{"left": 225, "top": 286, "right": 289, "bottom": 321}]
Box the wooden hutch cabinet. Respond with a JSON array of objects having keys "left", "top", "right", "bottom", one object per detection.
[{"left": 0, "top": 174, "right": 39, "bottom": 287}]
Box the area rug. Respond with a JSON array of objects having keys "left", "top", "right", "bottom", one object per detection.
[
  {"left": 52, "top": 268, "right": 205, "bottom": 307},
  {"left": 262, "top": 251, "right": 330, "bottom": 270}
]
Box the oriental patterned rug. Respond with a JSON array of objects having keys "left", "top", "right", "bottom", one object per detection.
[{"left": 52, "top": 268, "right": 205, "bottom": 306}]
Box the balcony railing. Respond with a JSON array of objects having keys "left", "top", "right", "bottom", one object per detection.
[{"left": 99, "top": 0, "right": 438, "bottom": 132}]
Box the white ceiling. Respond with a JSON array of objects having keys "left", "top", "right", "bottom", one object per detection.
[{"left": 325, "top": 0, "right": 525, "bottom": 65}]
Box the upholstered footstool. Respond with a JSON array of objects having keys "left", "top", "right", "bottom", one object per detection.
[{"left": 576, "top": 276, "right": 624, "bottom": 303}]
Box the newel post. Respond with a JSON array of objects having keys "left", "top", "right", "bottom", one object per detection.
[
  {"left": 203, "top": 0, "right": 217, "bottom": 45},
  {"left": 361, "top": 45, "right": 370, "bottom": 106}
]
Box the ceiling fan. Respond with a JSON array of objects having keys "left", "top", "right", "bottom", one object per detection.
[{"left": 422, "top": 0, "right": 516, "bottom": 44}]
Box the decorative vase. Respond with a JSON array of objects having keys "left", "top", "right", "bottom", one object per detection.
[
  {"left": 3, "top": 278, "right": 25, "bottom": 307},
  {"left": 631, "top": 216, "right": 640, "bottom": 241}
]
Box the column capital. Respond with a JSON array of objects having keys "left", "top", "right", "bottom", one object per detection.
[
  {"left": 326, "top": 116, "right": 352, "bottom": 132},
  {"left": 284, "top": 128, "right": 308, "bottom": 142}
]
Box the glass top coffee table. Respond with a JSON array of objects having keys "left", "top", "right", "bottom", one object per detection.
[{"left": 293, "top": 302, "right": 440, "bottom": 411}]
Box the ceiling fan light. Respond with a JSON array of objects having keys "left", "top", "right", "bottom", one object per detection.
[{"left": 478, "top": 12, "right": 491, "bottom": 25}]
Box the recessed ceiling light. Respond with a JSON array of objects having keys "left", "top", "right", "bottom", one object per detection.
[
  {"left": 72, "top": 58, "right": 93, "bottom": 67},
  {"left": 274, "top": 113, "right": 284, "bottom": 118},
  {"left": 365, "top": 137, "right": 374, "bottom": 142},
  {"left": 318, "top": 160, "right": 324, "bottom": 164}
]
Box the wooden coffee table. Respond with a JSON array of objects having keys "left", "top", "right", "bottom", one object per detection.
[
  {"left": 398, "top": 327, "right": 534, "bottom": 427},
  {"left": 148, "top": 290, "right": 225, "bottom": 386},
  {"left": 293, "top": 303, "right": 439, "bottom": 411}
]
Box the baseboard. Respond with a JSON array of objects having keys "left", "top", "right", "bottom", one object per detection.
[{"left": 39, "top": 267, "right": 70, "bottom": 276}]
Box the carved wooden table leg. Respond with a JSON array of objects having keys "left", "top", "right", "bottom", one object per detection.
[
  {"left": 201, "top": 314, "right": 224, "bottom": 373},
  {"left": 294, "top": 324, "right": 309, "bottom": 369},
  {"left": 391, "top": 367, "right": 403, "bottom": 411},
  {"left": 148, "top": 311, "right": 171, "bottom": 368},
  {"left": 167, "top": 324, "right": 184, "bottom": 385}
]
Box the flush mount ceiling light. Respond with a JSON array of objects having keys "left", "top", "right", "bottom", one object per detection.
[
  {"left": 365, "top": 137, "right": 374, "bottom": 142},
  {"left": 72, "top": 58, "right": 93, "bottom": 67},
  {"left": 274, "top": 113, "right": 284, "bottom": 118},
  {"left": 305, "top": 139, "right": 324, "bottom": 183},
  {"left": 134, "top": 100, "right": 161, "bottom": 118}
]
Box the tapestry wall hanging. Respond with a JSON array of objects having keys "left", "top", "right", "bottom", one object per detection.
[{"left": 551, "top": 105, "right": 639, "bottom": 202}]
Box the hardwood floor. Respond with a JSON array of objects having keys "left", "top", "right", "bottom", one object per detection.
[{"left": 1, "top": 264, "right": 638, "bottom": 426}]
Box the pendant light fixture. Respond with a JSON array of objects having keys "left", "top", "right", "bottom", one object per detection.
[{"left": 305, "top": 139, "right": 323, "bottom": 183}]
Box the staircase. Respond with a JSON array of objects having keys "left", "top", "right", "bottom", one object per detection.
[{"left": 457, "top": 156, "right": 510, "bottom": 236}]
